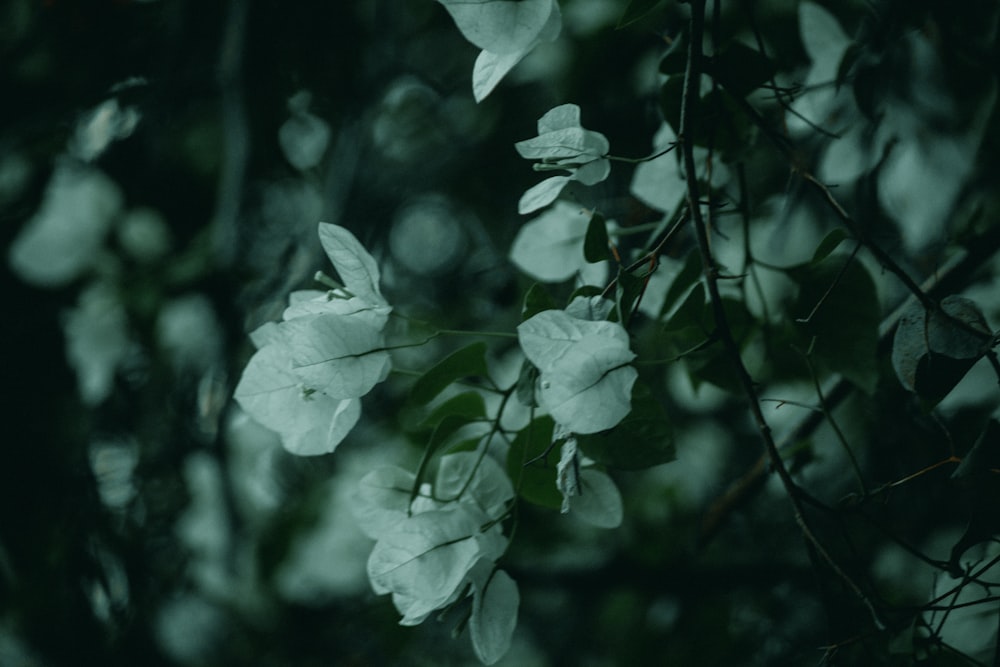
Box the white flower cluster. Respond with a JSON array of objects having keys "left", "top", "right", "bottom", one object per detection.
[
  {"left": 234, "top": 223, "right": 391, "bottom": 455},
  {"left": 514, "top": 104, "right": 611, "bottom": 214},
  {"left": 352, "top": 452, "right": 519, "bottom": 664}
]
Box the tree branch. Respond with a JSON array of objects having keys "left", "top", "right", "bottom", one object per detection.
[{"left": 678, "top": 0, "right": 885, "bottom": 631}]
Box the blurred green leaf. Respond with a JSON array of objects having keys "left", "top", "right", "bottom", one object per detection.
[
  {"left": 408, "top": 343, "right": 489, "bottom": 407},
  {"left": 417, "top": 391, "right": 487, "bottom": 430},
  {"left": 617, "top": 0, "right": 665, "bottom": 29},
  {"left": 791, "top": 254, "right": 880, "bottom": 393},
  {"left": 710, "top": 41, "right": 776, "bottom": 98},
  {"left": 522, "top": 283, "right": 557, "bottom": 320}
]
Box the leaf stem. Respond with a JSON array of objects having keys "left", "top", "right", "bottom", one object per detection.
[{"left": 605, "top": 143, "right": 677, "bottom": 164}]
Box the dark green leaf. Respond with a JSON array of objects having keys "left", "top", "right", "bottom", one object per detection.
[
  {"left": 418, "top": 391, "right": 487, "bottom": 430},
  {"left": 809, "top": 228, "right": 850, "bottom": 264},
  {"left": 515, "top": 360, "right": 538, "bottom": 407},
  {"left": 836, "top": 43, "right": 861, "bottom": 90},
  {"left": 617, "top": 0, "right": 665, "bottom": 29},
  {"left": 948, "top": 420, "right": 1000, "bottom": 575},
  {"left": 791, "top": 254, "right": 880, "bottom": 393},
  {"left": 710, "top": 42, "right": 776, "bottom": 98},
  {"left": 577, "top": 383, "right": 675, "bottom": 469},
  {"left": 682, "top": 296, "right": 751, "bottom": 392},
  {"left": 566, "top": 284, "right": 603, "bottom": 305},
  {"left": 446, "top": 436, "right": 483, "bottom": 455},
  {"left": 614, "top": 265, "right": 646, "bottom": 323},
  {"left": 408, "top": 342, "right": 489, "bottom": 407},
  {"left": 506, "top": 416, "right": 563, "bottom": 509},
  {"left": 697, "top": 88, "right": 755, "bottom": 160},
  {"left": 663, "top": 282, "right": 709, "bottom": 336},
  {"left": 892, "top": 296, "right": 992, "bottom": 406},
  {"left": 522, "top": 283, "right": 557, "bottom": 321},
  {"left": 660, "top": 251, "right": 703, "bottom": 320},
  {"left": 658, "top": 75, "right": 685, "bottom": 137},
  {"left": 659, "top": 33, "right": 687, "bottom": 77},
  {"left": 584, "top": 212, "right": 609, "bottom": 263}
]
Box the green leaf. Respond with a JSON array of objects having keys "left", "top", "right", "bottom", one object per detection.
[
  {"left": 658, "top": 75, "right": 685, "bottom": 137},
  {"left": 522, "top": 283, "right": 557, "bottom": 321},
  {"left": 697, "top": 88, "right": 754, "bottom": 159},
  {"left": 948, "top": 420, "right": 1000, "bottom": 574},
  {"left": 506, "top": 416, "right": 563, "bottom": 509},
  {"left": 584, "top": 212, "right": 609, "bottom": 263},
  {"left": 659, "top": 33, "right": 687, "bottom": 77},
  {"left": 891, "top": 296, "right": 992, "bottom": 406},
  {"left": 661, "top": 251, "right": 703, "bottom": 319},
  {"left": 514, "top": 360, "right": 539, "bottom": 407},
  {"left": 617, "top": 0, "right": 665, "bottom": 29},
  {"left": 663, "top": 281, "right": 709, "bottom": 335},
  {"left": 614, "top": 265, "right": 646, "bottom": 324},
  {"left": 791, "top": 254, "right": 880, "bottom": 393},
  {"left": 617, "top": 0, "right": 664, "bottom": 29},
  {"left": 566, "top": 284, "right": 603, "bottom": 305},
  {"left": 809, "top": 228, "right": 850, "bottom": 264},
  {"left": 408, "top": 343, "right": 489, "bottom": 407},
  {"left": 577, "top": 383, "right": 675, "bottom": 469},
  {"left": 418, "top": 391, "right": 488, "bottom": 430},
  {"left": 710, "top": 41, "right": 776, "bottom": 98},
  {"left": 682, "top": 296, "right": 750, "bottom": 392}
]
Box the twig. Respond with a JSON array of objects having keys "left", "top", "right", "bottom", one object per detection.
[
  {"left": 679, "top": 0, "right": 885, "bottom": 631},
  {"left": 699, "top": 220, "right": 1000, "bottom": 546}
]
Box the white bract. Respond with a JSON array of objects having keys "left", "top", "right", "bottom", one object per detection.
[
  {"left": 554, "top": 438, "right": 623, "bottom": 527},
  {"left": 518, "top": 309, "right": 637, "bottom": 434},
  {"left": 788, "top": 1, "right": 852, "bottom": 135},
  {"left": 233, "top": 223, "right": 391, "bottom": 456},
  {"left": 357, "top": 453, "right": 518, "bottom": 660},
  {"left": 571, "top": 468, "right": 624, "bottom": 528},
  {"left": 468, "top": 565, "right": 520, "bottom": 665},
  {"left": 438, "top": 0, "right": 562, "bottom": 102},
  {"left": 63, "top": 281, "right": 131, "bottom": 405},
  {"left": 515, "top": 104, "right": 611, "bottom": 214},
  {"left": 278, "top": 91, "right": 331, "bottom": 171},
  {"left": 509, "top": 200, "right": 607, "bottom": 284},
  {"left": 630, "top": 123, "right": 685, "bottom": 213},
  {"left": 9, "top": 162, "right": 123, "bottom": 287}
]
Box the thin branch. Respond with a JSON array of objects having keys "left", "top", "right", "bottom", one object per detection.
[
  {"left": 795, "top": 241, "right": 861, "bottom": 324},
  {"left": 679, "top": 0, "right": 884, "bottom": 631},
  {"left": 699, "top": 221, "right": 1000, "bottom": 546}
]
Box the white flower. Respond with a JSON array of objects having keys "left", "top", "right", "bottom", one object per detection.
[
  {"left": 514, "top": 104, "right": 611, "bottom": 214},
  {"left": 517, "top": 308, "right": 637, "bottom": 434},
  {"left": 234, "top": 224, "right": 391, "bottom": 455}
]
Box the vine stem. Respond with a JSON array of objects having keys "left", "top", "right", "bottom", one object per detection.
[{"left": 678, "top": 0, "right": 885, "bottom": 631}]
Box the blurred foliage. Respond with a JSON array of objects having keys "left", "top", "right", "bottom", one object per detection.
[{"left": 2, "top": 0, "right": 1000, "bottom": 666}]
